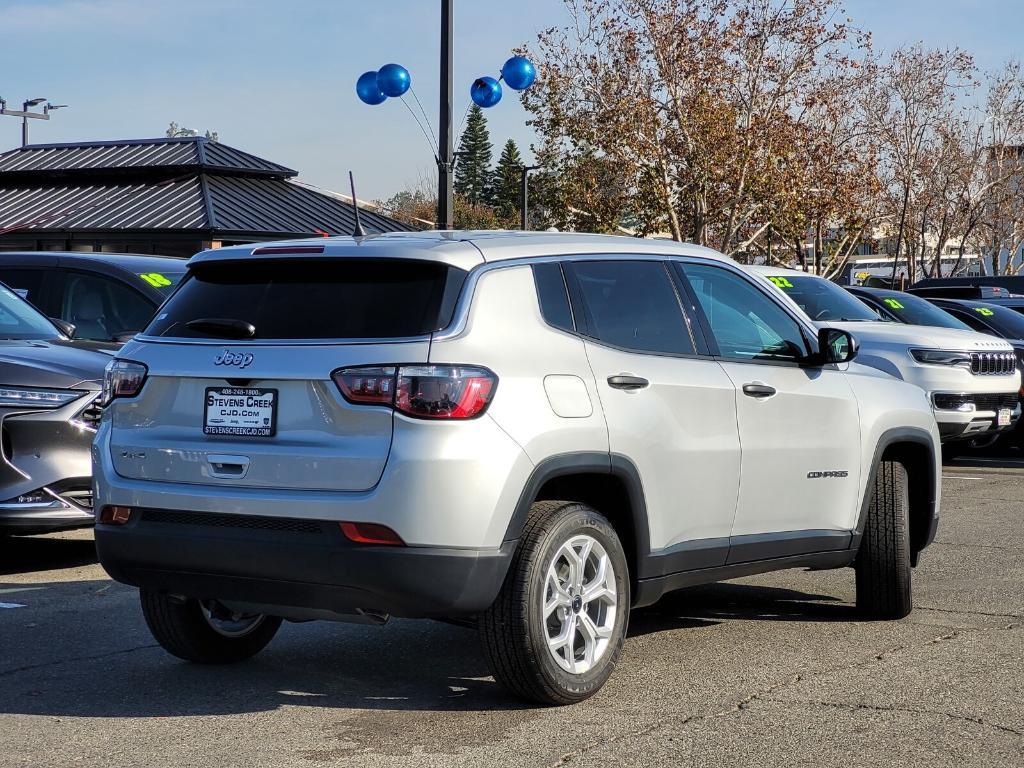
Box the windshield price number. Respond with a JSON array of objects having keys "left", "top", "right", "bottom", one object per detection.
[{"left": 204, "top": 387, "right": 277, "bottom": 437}]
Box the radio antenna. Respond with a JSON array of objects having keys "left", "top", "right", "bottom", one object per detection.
[{"left": 349, "top": 170, "right": 366, "bottom": 237}]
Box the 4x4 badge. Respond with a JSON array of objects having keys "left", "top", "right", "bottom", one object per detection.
[{"left": 213, "top": 349, "right": 254, "bottom": 369}]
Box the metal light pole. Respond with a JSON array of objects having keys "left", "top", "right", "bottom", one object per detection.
[
  {"left": 520, "top": 165, "right": 540, "bottom": 230},
  {"left": 436, "top": 0, "right": 454, "bottom": 230},
  {"left": 0, "top": 98, "right": 66, "bottom": 146}
]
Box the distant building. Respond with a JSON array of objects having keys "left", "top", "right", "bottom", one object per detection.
[{"left": 0, "top": 137, "right": 406, "bottom": 257}]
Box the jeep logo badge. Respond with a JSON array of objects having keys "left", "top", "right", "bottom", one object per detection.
[{"left": 213, "top": 349, "right": 254, "bottom": 369}]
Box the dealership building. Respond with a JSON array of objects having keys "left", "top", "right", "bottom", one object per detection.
[{"left": 0, "top": 136, "right": 406, "bottom": 257}]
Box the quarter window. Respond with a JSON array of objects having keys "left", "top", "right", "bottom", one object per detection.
[
  {"left": 566, "top": 260, "right": 694, "bottom": 355},
  {"left": 532, "top": 263, "right": 574, "bottom": 333},
  {"left": 681, "top": 264, "right": 808, "bottom": 362}
]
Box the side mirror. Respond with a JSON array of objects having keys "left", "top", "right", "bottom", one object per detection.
[
  {"left": 51, "top": 318, "right": 76, "bottom": 338},
  {"left": 816, "top": 327, "right": 858, "bottom": 365}
]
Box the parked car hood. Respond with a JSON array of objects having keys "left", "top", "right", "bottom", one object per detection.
[
  {"left": 0, "top": 339, "right": 110, "bottom": 390},
  {"left": 816, "top": 321, "right": 1014, "bottom": 352}
]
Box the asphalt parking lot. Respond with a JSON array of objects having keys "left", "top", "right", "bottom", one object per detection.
[{"left": 1, "top": 460, "right": 1022, "bottom": 768}]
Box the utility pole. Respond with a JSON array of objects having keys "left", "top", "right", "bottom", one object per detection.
[
  {"left": 520, "top": 165, "right": 540, "bottom": 230},
  {"left": 0, "top": 98, "right": 66, "bottom": 147},
  {"left": 436, "top": 0, "right": 454, "bottom": 230}
]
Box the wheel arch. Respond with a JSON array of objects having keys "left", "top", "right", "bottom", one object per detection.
[
  {"left": 502, "top": 452, "right": 650, "bottom": 591},
  {"left": 852, "top": 427, "right": 939, "bottom": 566}
]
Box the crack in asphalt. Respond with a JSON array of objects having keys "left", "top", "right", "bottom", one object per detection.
[
  {"left": 782, "top": 698, "right": 1024, "bottom": 739},
  {"left": 931, "top": 540, "right": 1010, "bottom": 551},
  {"left": 0, "top": 643, "right": 159, "bottom": 679},
  {"left": 917, "top": 605, "right": 1024, "bottom": 621},
  {"left": 547, "top": 621, "right": 1020, "bottom": 766}
]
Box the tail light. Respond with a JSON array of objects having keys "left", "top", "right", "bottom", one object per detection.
[
  {"left": 332, "top": 364, "right": 497, "bottom": 420},
  {"left": 101, "top": 360, "right": 148, "bottom": 405}
]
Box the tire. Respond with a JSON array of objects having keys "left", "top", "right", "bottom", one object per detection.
[
  {"left": 140, "top": 590, "right": 282, "bottom": 664},
  {"left": 855, "top": 460, "right": 913, "bottom": 619},
  {"left": 479, "top": 501, "right": 630, "bottom": 705}
]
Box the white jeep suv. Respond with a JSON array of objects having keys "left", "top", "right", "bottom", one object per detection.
[
  {"left": 94, "top": 232, "right": 941, "bottom": 705},
  {"left": 747, "top": 266, "right": 1021, "bottom": 443}
]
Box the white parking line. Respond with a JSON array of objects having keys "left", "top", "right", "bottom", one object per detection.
[
  {"left": 0, "top": 602, "right": 26, "bottom": 609},
  {"left": 942, "top": 475, "right": 985, "bottom": 480}
]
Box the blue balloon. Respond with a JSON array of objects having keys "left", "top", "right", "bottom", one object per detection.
[
  {"left": 471, "top": 76, "right": 502, "bottom": 108},
  {"left": 377, "top": 63, "right": 411, "bottom": 97},
  {"left": 356, "top": 71, "right": 386, "bottom": 105},
  {"left": 501, "top": 56, "right": 536, "bottom": 91}
]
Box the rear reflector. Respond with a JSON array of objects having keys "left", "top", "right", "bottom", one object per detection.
[
  {"left": 340, "top": 522, "right": 405, "bottom": 546},
  {"left": 250, "top": 245, "right": 325, "bottom": 255},
  {"left": 99, "top": 505, "right": 132, "bottom": 525}
]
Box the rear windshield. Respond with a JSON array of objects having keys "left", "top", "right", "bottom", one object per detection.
[{"left": 146, "top": 259, "right": 467, "bottom": 340}]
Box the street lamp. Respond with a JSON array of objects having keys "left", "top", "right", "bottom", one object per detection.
[
  {"left": 520, "top": 165, "right": 540, "bottom": 230},
  {"left": 355, "top": 0, "right": 537, "bottom": 230},
  {"left": 0, "top": 97, "right": 67, "bottom": 146}
]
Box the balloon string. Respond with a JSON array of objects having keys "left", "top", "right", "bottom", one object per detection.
[
  {"left": 408, "top": 86, "right": 438, "bottom": 151},
  {"left": 399, "top": 95, "right": 439, "bottom": 158},
  {"left": 453, "top": 101, "right": 473, "bottom": 152}
]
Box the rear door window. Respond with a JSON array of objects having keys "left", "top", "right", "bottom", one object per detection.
[
  {"left": 146, "top": 259, "right": 467, "bottom": 340},
  {"left": 62, "top": 271, "right": 156, "bottom": 341},
  {"left": 565, "top": 260, "right": 695, "bottom": 355}
]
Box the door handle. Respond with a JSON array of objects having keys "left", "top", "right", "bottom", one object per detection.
[
  {"left": 207, "top": 454, "right": 250, "bottom": 479},
  {"left": 607, "top": 375, "right": 649, "bottom": 390},
  {"left": 742, "top": 383, "right": 776, "bottom": 399}
]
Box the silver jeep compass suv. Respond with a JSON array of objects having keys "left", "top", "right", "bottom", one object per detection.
[{"left": 94, "top": 232, "right": 941, "bottom": 705}]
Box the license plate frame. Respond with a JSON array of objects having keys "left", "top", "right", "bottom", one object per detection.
[
  {"left": 998, "top": 408, "right": 1012, "bottom": 427},
  {"left": 203, "top": 387, "right": 278, "bottom": 438}
]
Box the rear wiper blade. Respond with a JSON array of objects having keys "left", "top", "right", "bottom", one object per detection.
[{"left": 185, "top": 318, "right": 256, "bottom": 339}]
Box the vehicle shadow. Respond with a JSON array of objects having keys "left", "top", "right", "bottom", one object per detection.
[
  {"left": 639, "top": 581, "right": 854, "bottom": 625},
  {"left": 0, "top": 578, "right": 853, "bottom": 720},
  {"left": 0, "top": 533, "right": 97, "bottom": 575}
]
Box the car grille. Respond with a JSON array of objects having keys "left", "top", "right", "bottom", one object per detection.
[
  {"left": 970, "top": 351, "right": 1017, "bottom": 375},
  {"left": 140, "top": 508, "right": 323, "bottom": 534},
  {"left": 59, "top": 488, "right": 94, "bottom": 510},
  {"left": 933, "top": 393, "right": 1020, "bottom": 411}
]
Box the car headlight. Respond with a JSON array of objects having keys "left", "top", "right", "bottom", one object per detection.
[
  {"left": 0, "top": 386, "right": 83, "bottom": 408},
  {"left": 909, "top": 349, "right": 972, "bottom": 368}
]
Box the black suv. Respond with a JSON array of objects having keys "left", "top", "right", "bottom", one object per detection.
[{"left": 0, "top": 252, "right": 186, "bottom": 343}]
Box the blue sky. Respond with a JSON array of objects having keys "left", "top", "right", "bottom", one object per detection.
[{"left": 0, "top": 0, "right": 1021, "bottom": 201}]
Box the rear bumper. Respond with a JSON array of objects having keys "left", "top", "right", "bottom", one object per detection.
[{"left": 95, "top": 510, "right": 515, "bottom": 618}]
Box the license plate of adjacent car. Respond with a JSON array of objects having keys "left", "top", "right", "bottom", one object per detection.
[
  {"left": 998, "top": 408, "right": 1012, "bottom": 427},
  {"left": 203, "top": 387, "right": 277, "bottom": 437}
]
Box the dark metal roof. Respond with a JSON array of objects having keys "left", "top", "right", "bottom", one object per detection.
[
  {"left": 0, "top": 137, "right": 295, "bottom": 178},
  {"left": 0, "top": 175, "right": 405, "bottom": 237},
  {"left": 0, "top": 178, "right": 207, "bottom": 230},
  {"left": 207, "top": 176, "right": 404, "bottom": 236},
  {"left": 0, "top": 137, "right": 409, "bottom": 239}
]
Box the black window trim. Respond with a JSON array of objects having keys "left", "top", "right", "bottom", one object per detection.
[
  {"left": 561, "top": 258, "right": 706, "bottom": 360},
  {"left": 671, "top": 261, "right": 816, "bottom": 368}
]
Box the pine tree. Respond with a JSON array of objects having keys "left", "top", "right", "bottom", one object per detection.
[
  {"left": 454, "top": 104, "right": 493, "bottom": 205},
  {"left": 490, "top": 139, "right": 524, "bottom": 221}
]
